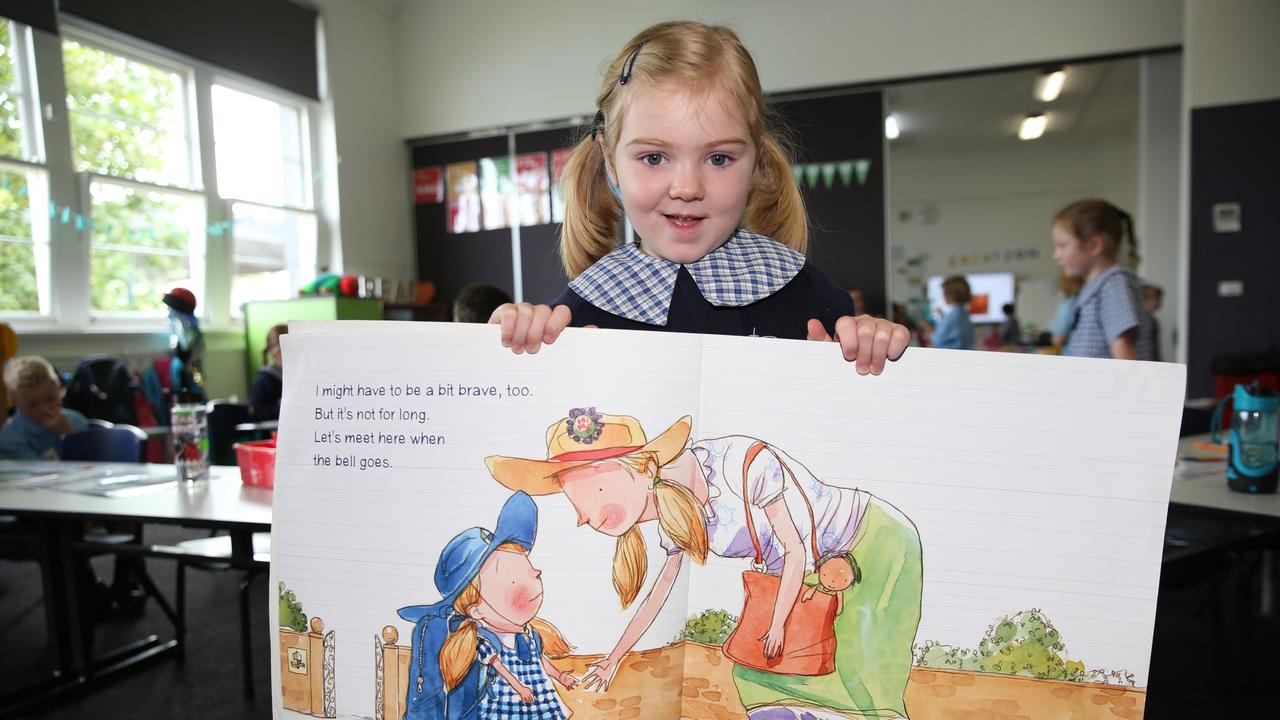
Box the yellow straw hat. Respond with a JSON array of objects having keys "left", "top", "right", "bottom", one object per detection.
[{"left": 486, "top": 409, "right": 692, "bottom": 496}]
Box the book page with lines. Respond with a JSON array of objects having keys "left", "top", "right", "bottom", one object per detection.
[{"left": 269, "top": 321, "right": 1184, "bottom": 719}]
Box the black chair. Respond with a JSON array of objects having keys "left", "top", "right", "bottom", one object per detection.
[
  {"left": 58, "top": 423, "right": 165, "bottom": 630},
  {"left": 59, "top": 425, "right": 148, "bottom": 463},
  {"left": 152, "top": 531, "right": 271, "bottom": 698},
  {"left": 205, "top": 401, "right": 252, "bottom": 466}
]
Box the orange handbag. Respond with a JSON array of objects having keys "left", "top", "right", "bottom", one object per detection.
[{"left": 722, "top": 442, "right": 838, "bottom": 676}]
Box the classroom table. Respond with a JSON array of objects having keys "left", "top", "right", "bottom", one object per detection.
[
  {"left": 1169, "top": 433, "right": 1280, "bottom": 521},
  {"left": 0, "top": 461, "right": 271, "bottom": 718},
  {"left": 234, "top": 419, "right": 279, "bottom": 434},
  {"left": 1167, "top": 433, "right": 1280, "bottom": 616}
]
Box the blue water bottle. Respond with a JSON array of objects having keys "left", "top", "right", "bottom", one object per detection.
[{"left": 1211, "top": 382, "right": 1279, "bottom": 494}]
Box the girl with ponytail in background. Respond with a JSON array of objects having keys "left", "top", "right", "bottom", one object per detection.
[{"left": 1051, "top": 199, "right": 1149, "bottom": 360}]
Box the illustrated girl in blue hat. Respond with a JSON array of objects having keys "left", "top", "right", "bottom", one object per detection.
[{"left": 397, "top": 492, "right": 577, "bottom": 720}]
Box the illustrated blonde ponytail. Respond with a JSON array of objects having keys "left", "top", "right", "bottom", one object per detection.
[
  {"left": 439, "top": 582, "right": 482, "bottom": 691},
  {"left": 654, "top": 479, "right": 709, "bottom": 564},
  {"left": 609, "top": 451, "right": 709, "bottom": 607}
]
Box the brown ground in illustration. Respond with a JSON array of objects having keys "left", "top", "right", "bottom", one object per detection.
[{"left": 549, "top": 642, "right": 1146, "bottom": 720}]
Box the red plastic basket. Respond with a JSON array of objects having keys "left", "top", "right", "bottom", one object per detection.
[{"left": 234, "top": 438, "right": 277, "bottom": 488}]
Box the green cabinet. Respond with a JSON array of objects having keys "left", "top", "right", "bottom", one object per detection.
[{"left": 243, "top": 297, "right": 383, "bottom": 379}]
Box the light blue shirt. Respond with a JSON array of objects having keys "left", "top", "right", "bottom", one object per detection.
[
  {"left": 932, "top": 305, "right": 974, "bottom": 350},
  {"left": 0, "top": 409, "right": 89, "bottom": 460},
  {"left": 1049, "top": 296, "right": 1079, "bottom": 339}
]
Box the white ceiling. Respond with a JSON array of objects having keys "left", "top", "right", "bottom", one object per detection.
[{"left": 885, "top": 58, "right": 1140, "bottom": 148}]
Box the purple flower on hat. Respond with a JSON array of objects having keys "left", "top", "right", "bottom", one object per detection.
[{"left": 566, "top": 406, "right": 604, "bottom": 445}]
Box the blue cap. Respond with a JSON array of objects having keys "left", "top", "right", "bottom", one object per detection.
[{"left": 398, "top": 492, "right": 538, "bottom": 623}]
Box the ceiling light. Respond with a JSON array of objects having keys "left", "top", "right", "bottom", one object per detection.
[
  {"left": 1018, "top": 113, "right": 1047, "bottom": 140},
  {"left": 1034, "top": 69, "right": 1065, "bottom": 102},
  {"left": 884, "top": 114, "right": 900, "bottom": 140}
]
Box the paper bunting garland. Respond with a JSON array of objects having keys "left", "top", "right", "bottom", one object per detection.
[{"left": 791, "top": 158, "right": 874, "bottom": 189}]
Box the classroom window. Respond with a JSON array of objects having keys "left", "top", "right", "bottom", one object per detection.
[
  {"left": 0, "top": 19, "right": 40, "bottom": 162},
  {"left": 0, "top": 165, "right": 50, "bottom": 314},
  {"left": 87, "top": 179, "right": 204, "bottom": 314},
  {"left": 63, "top": 37, "right": 194, "bottom": 188},
  {"left": 211, "top": 83, "right": 309, "bottom": 208},
  {"left": 229, "top": 201, "right": 316, "bottom": 315}
]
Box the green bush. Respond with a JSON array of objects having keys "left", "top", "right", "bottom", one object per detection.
[
  {"left": 677, "top": 609, "right": 738, "bottom": 645},
  {"left": 913, "top": 609, "right": 1133, "bottom": 684},
  {"left": 279, "top": 581, "right": 308, "bottom": 632},
  {"left": 914, "top": 640, "right": 979, "bottom": 671},
  {"left": 976, "top": 610, "right": 1067, "bottom": 679}
]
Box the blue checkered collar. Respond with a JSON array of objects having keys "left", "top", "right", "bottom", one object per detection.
[{"left": 568, "top": 228, "right": 805, "bottom": 326}]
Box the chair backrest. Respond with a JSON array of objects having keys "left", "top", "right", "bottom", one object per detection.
[
  {"left": 60, "top": 425, "right": 147, "bottom": 463},
  {"left": 87, "top": 418, "right": 115, "bottom": 430},
  {"left": 206, "top": 400, "right": 252, "bottom": 466}
]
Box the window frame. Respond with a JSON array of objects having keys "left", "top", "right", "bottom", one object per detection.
[
  {"left": 1, "top": 20, "right": 45, "bottom": 164},
  {"left": 0, "top": 157, "right": 52, "bottom": 316},
  {"left": 210, "top": 74, "right": 316, "bottom": 212},
  {"left": 0, "top": 16, "right": 326, "bottom": 333},
  {"left": 226, "top": 197, "right": 318, "bottom": 317},
  {"left": 61, "top": 25, "right": 202, "bottom": 192}
]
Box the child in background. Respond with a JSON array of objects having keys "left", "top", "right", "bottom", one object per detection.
[
  {"left": 0, "top": 355, "right": 88, "bottom": 459},
  {"left": 931, "top": 276, "right": 974, "bottom": 350},
  {"left": 1048, "top": 270, "right": 1083, "bottom": 351},
  {"left": 453, "top": 283, "right": 513, "bottom": 324},
  {"left": 1052, "top": 199, "right": 1144, "bottom": 360},
  {"left": 999, "top": 303, "right": 1021, "bottom": 345},
  {"left": 249, "top": 324, "right": 288, "bottom": 420},
  {"left": 1139, "top": 284, "right": 1163, "bottom": 362},
  {"left": 489, "top": 21, "right": 909, "bottom": 376}
]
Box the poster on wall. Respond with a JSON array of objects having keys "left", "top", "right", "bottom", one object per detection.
[
  {"left": 480, "top": 156, "right": 518, "bottom": 231},
  {"left": 445, "top": 161, "right": 480, "bottom": 234},
  {"left": 516, "top": 152, "right": 551, "bottom": 226},
  {"left": 271, "top": 321, "right": 1184, "bottom": 720},
  {"left": 412, "top": 166, "right": 443, "bottom": 205},
  {"left": 550, "top": 147, "right": 573, "bottom": 224}
]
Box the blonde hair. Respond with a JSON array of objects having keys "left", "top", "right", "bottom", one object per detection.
[
  {"left": 438, "top": 543, "right": 572, "bottom": 692},
  {"left": 1057, "top": 269, "right": 1083, "bottom": 297},
  {"left": 1054, "top": 198, "right": 1140, "bottom": 267},
  {"left": 608, "top": 451, "right": 709, "bottom": 608},
  {"left": 3, "top": 355, "right": 59, "bottom": 394},
  {"left": 559, "top": 20, "right": 808, "bottom": 278}
]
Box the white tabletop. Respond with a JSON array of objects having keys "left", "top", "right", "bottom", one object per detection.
[
  {"left": 0, "top": 461, "right": 273, "bottom": 528},
  {"left": 1169, "top": 434, "right": 1280, "bottom": 520}
]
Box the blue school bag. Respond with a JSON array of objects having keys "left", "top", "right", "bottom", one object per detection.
[
  {"left": 399, "top": 492, "right": 540, "bottom": 719},
  {"left": 398, "top": 605, "right": 500, "bottom": 720}
]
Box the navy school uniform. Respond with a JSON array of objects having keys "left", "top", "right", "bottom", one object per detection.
[{"left": 551, "top": 229, "right": 856, "bottom": 338}]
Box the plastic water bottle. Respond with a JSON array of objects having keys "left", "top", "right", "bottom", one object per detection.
[
  {"left": 172, "top": 403, "right": 210, "bottom": 481},
  {"left": 1213, "top": 382, "right": 1279, "bottom": 494}
]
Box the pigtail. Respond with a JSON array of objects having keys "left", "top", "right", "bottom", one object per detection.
[
  {"left": 560, "top": 133, "right": 624, "bottom": 279},
  {"left": 1119, "top": 209, "right": 1141, "bottom": 267},
  {"left": 439, "top": 582, "right": 482, "bottom": 692},
  {"left": 528, "top": 617, "right": 573, "bottom": 659},
  {"left": 613, "top": 526, "right": 647, "bottom": 609},
  {"left": 654, "top": 479, "right": 709, "bottom": 564},
  {"left": 745, "top": 131, "right": 809, "bottom": 255}
]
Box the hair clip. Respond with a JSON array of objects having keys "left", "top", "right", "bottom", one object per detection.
[
  {"left": 591, "top": 109, "right": 604, "bottom": 140},
  {"left": 619, "top": 42, "right": 644, "bottom": 85}
]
